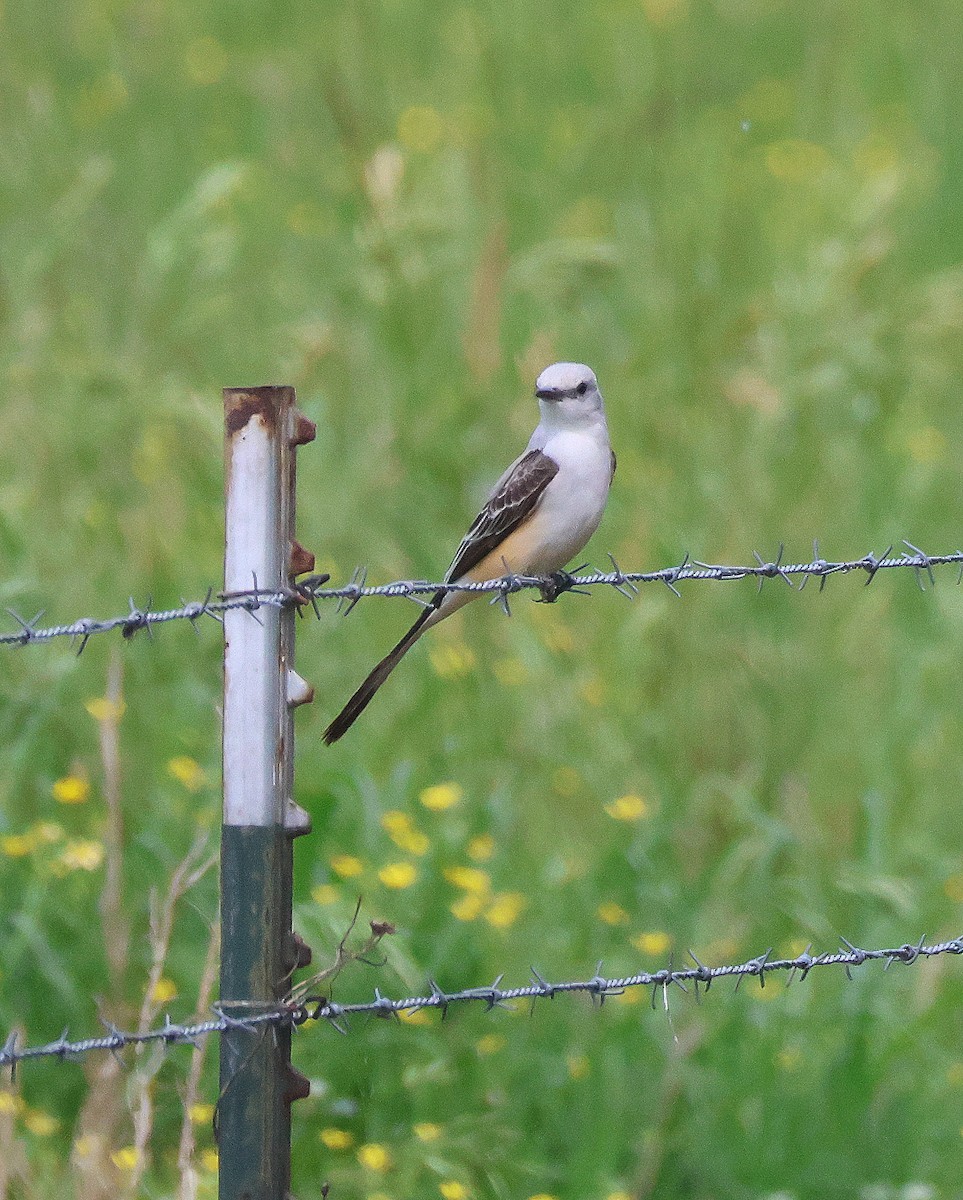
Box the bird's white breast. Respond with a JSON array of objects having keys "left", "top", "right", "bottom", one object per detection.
[{"left": 522, "top": 424, "right": 612, "bottom": 573}]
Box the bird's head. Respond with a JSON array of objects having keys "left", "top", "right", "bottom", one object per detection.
[{"left": 534, "top": 362, "right": 604, "bottom": 427}]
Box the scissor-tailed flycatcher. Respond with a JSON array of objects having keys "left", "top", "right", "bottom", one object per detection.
[{"left": 323, "top": 361, "right": 615, "bottom": 744}]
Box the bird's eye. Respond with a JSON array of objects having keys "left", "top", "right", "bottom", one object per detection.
[{"left": 575, "top": 381, "right": 588, "bottom": 396}]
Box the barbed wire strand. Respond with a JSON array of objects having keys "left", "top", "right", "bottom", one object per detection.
[
  {"left": 3, "top": 541, "right": 962, "bottom": 650},
  {"left": 3, "top": 934, "right": 960, "bottom": 1071}
]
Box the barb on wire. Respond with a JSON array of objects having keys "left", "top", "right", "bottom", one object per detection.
[
  {"left": 3, "top": 934, "right": 961, "bottom": 1070},
  {"left": 3, "top": 540, "right": 963, "bottom": 649},
  {"left": 0, "top": 577, "right": 328, "bottom": 650}
]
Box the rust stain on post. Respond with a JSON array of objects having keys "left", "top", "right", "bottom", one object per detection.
[
  {"left": 224, "top": 386, "right": 295, "bottom": 437},
  {"left": 291, "top": 413, "right": 317, "bottom": 445},
  {"left": 289, "top": 539, "right": 315, "bottom": 576}
]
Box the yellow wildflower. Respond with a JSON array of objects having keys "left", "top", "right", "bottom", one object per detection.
[
  {"left": 484, "top": 892, "right": 526, "bottom": 928},
  {"left": 357, "top": 1142, "right": 392, "bottom": 1172},
  {"left": 944, "top": 874, "right": 963, "bottom": 903},
  {"left": 167, "top": 757, "right": 206, "bottom": 792},
  {"left": 52, "top": 775, "right": 89, "bottom": 805},
  {"left": 381, "top": 813, "right": 429, "bottom": 855},
  {"left": 60, "top": 840, "right": 105, "bottom": 871},
  {"left": 330, "top": 855, "right": 363, "bottom": 878},
  {"left": 604, "top": 793, "right": 650, "bottom": 821},
  {"left": 311, "top": 884, "right": 339, "bottom": 905},
  {"left": 419, "top": 783, "right": 462, "bottom": 811},
  {"left": 414, "top": 1122, "right": 441, "bottom": 1142},
  {"left": 201, "top": 1149, "right": 219, "bottom": 1171},
  {"left": 597, "top": 902, "right": 629, "bottom": 926},
  {"left": 631, "top": 931, "right": 671, "bottom": 956},
  {"left": 443, "top": 866, "right": 490, "bottom": 894},
  {"left": 429, "top": 642, "right": 475, "bottom": 679},
  {"left": 396, "top": 828, "right": 430, "bottom": 855},
  {"left": 398, "top": 1008, "right": 432, "bottom": 1026},
  {"left": 111, "top": 1146, "right": 139, "bottom": 1171},
  {"left": 567, "top": 1053, "right": 590, "bottom": 1080},
  {"left": 24, "top": 1109, "right": 58, "bottom": 1136},
  {"left": 450, "top": 893, "right": 485, "bottom": 921},
  {"left": 439, "top": 1183, "right": 468, "bottom": 1200},
  {"left": 151, "top": 977, "right": 178, "bottom": 1004},
  {"left": 475, "top": 1033, "right": 505, "bottom": 1056},
  {"left": 378, "top": 862, "right": 418, "bottom": 889},
  {"left": 85, "top": 697, "right": 126, "bottom": 723},
  {"left": 466, "top": 834, "right": 494, "bottom": 862},
  {"left": 320, "top": 1128, "right": 354, "bottom": 1150},
  {"left": 1, "top": 833, "right": 35, "bottom": 858},
  {"left": 189, "top": 1103, "right": 214, "bottom": 1125}
]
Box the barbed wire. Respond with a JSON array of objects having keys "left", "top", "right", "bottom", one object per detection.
[
  {"left": 3, "top": 933, "right": 960, "bottom": 1071},
  {"left": 2, "top": 541, "right": 962, "bottom": 651}
]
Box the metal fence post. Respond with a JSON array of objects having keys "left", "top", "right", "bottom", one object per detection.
[{"left": 220, "top": 386, "right": 315, "bottom": 1200}]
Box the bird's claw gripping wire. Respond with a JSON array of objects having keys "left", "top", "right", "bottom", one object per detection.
[{"left": 536, "top": 566, "right": 590, "bottom": 603}]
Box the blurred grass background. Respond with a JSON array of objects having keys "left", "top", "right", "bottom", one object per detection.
[{"left": 3, "top": 0, "right": 963, "bottom": 1196}]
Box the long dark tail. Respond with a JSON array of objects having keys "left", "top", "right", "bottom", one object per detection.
[{"left": 323, "top": 605, "right": 437, "bottom": 744}]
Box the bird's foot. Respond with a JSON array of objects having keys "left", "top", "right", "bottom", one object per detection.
[{"left": 536, "top": 569, "right": 583, "bottom": 603}]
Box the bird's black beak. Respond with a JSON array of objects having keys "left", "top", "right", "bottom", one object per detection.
[{"left": 535, "top": 387, "right": 563, "bottom": 401}]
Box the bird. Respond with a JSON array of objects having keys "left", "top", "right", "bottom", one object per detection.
[{"left": 323, "top": 361, "right": 615, "bottom": 743}]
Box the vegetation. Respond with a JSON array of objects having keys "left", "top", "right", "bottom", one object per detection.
[{"left": 3, "top": 1, "right": 963, "bottom": 1196}]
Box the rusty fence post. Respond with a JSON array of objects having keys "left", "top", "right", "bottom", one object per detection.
[{"left": 220, "top": 386, "right": 315, "bottom": 1200}]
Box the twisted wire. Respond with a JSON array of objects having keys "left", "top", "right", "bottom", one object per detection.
[
  {"left": 3, "top": 933, "right": 960, "bottom": 1069},
  {"left": 2, "top": 541, "right": 960, "bottom": 649}
]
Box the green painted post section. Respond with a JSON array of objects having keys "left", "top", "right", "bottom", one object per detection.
[{"left": 218, "top": 825, "right": 292, "bottom": 1200}]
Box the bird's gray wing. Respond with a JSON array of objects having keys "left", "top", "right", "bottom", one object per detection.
[{"left": 444, "top": 449, "right": 559, "bottom": 583}]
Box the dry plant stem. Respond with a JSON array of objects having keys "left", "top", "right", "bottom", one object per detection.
[
  {"left": 177, "top": 920, "right": 221, "bottom": 1200},
  {"left": 0, "top": 1036, "right": 28, "bottom": 1200},
  {"left": 287, "top": 899, "right": 393, "bottom": 1003},
  {"left": 73, "top": 651, "right": 132, "bottom": 1200},
  {"left": 125, "top": 833, "right": 217, "bottom": 1199},
  {"left": 633, "top": 1024, "right": 704, "bottom": 1199},
  {"left": 98, "top": 650, "right": 130, "bottom": 990}
]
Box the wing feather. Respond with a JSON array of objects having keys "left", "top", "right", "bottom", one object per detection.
[{"left": 444, "top": 449, "right": 559, "bottom": 583}]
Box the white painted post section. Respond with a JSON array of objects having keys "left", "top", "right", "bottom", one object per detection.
[{"left": 223, "top": 394, "right": 284, "bottom": 827}]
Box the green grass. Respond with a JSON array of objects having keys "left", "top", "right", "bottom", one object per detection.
[{"left": 3, "top": 0, "right": 963, "bottom": 1196}]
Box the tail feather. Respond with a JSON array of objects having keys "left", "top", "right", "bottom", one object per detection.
[{"left": 323, "top": 607, "right": 435, "bottom": 744}]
